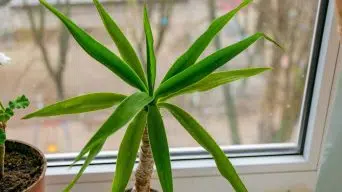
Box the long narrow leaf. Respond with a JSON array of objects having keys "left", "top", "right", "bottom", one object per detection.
[
  {"left": 112, "top": 110, "right": 147, "bottom": 192},
  {"left": 160, "top": 103, "right": 247, "bottom": 192},
  {"left": 148, "top": 105, "right": 173, "bottom": 192},
  {"left": 156, "top": 33, "right": 278, "bottom": 98},
  {"left": 39, "top": 0, "right": 147, "bottom": 92},
  {"left": 92, "top": 0, "right": 147, "bottom": 84},
  {"left": 160, "top": 67, "right": 270, "bottom": 101},
  {"left": 161, "top": 0, "right": 252, "bottom": 83},
  {"left": 73, "top": 92, "right": 153, "bottom": 164},
  {"left": 23, "top": 93, "right": 126, "bottom": 119},
  {"left": 64, "top": 140, "right": 105, "bottom": 192},
  {"left": 144, "top": 6, "right": 157, "bottom": 93}
]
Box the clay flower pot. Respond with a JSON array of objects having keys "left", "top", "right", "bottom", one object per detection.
[{"left": 0, "top": 140, "right": 46, "bottom": 192}]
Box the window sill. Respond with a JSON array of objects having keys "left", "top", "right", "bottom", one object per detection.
[
  {"left": 45, "top": 155, "right": 318, "bottom": 192},
  {"left": 46, "top": 154, "right": 312, "bottom": 185}
]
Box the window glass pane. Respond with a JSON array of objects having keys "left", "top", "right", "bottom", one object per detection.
[{"left": 0, "top": 0, "right": 319, "bottom": 154}]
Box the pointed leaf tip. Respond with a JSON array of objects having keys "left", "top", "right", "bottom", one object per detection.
[
  {"left": 64, "top": 140, "right": 105, "bottom": 191},
  {"left": 92, "top": 0, "right": 147, "bottom": 85},
  {"left": 161, "top": 0, "right": 253, "bottom": 83},
  {"left": 39, "top": 0, "right": 147, "bottom": 92},
  {"left": 159, "top": 67, "right": 272, "bottom": 101},
  {"left": 144, "top": 3, "right": 157, "bottom": 94},
  {"left": 22, "top": 93, "right": 126, "bottom": 119},
  {"left": 156, "top": 32, "right": 272, "bottom": 99},
  {"left": 160, "top": 103, "right": 247, "bottom": 192},
  {"left": 261, "top": 33, "right": 284, "bottom": 51}
]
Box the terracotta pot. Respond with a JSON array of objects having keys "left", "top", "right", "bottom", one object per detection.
[{"left": 5, "top": 140, "right": 47, "bottom": 192}]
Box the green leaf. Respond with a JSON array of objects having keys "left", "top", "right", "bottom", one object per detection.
[
  {"left": 9, "top": 95, "right": 30, "bottom": 109},
  {"left": 160, "top": 67, "right": 271, "bottom": 101},
  {"left": 0, "top": 129, "right": 6, "bottom": 145},
  {"left": 160, "top": 103, "right": 247, "bottom": 192},
  {"left": 161, "top": 0, "right": 252, "bottom": 83},
  {"left": 144, "top": 6, "right": 157, "bottom": 93},
  {"left": 0, "top": 108, "right": 14, "bottom": 123},
  {"left": 72, "top": 92, "right": 153, "bottom": 165},
  {"left": 112, "top": 110, "right": 147, "bottom": 192},
  {"left": 147, "top": 105, "right": 173, "bottom": 192},
  {"left": 156, "top": 33, "right": 277, "bottom": 98},
  {"left": 23, "top": 93, "right": 126, "bottom": 119},
  {"left": 92, "top": 0, "right": 147, "bottom": 84},
  {"left": 0, "top": 112, "right": 11, "bottom": 122},
  {"left": 5, "top": 108, "right": 13, "bottom": 117},
  {"left": 0, "top": 101, "right": 4, "bottom": 111},
  {"left": 63, "top": 140, "right": 105, "bottom": 192},
  {"left": 0, "top": 114, "right": 8, "bottom": 122},
  {"left": 39, "top": 0, "right": 147, "bottom": 92},
  {"left": 1, "top": 95, "right": 30, "bottom": 122}
]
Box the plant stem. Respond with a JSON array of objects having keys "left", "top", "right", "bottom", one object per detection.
[
  {"left": 0, "top": 144, "right": 4, "bottom": 179},
  {"left": 0, "top": 101, "right": 4, "bottom": 111},
  {"left": 0, "top": 123, "right": 5, "bottom": 179},
  {"left": 133, "top": 128, "right": 154, "bottom": 192}
]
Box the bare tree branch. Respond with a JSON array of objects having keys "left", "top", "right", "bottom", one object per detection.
[
  {"left": 155, "top": 0, "right": 174, "bottom": 53},
  {"left": 24, "top": 0, "right": 71, "bottom": 100},
  {"left": 24, "top": 0, "right": 54, "bottom": 78}
]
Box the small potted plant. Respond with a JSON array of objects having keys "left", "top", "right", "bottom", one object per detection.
[
  {"left": 24, "top": 0, "right": 280, "bottom": 191},
  {"left": 0, "top": 53, "right": 46, "bottom": 192}
]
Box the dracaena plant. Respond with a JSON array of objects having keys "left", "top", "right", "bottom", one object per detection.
[{"left": 24, "top": 0, "right": 280, "bottom": 191}]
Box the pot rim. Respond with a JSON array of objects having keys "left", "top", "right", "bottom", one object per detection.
[{"left": 6, "top": 139, "right": 47, "bottom": 192}]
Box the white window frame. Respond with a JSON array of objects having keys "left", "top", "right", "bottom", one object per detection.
[{"left": 39, "top": 0, "right": 340, "bottom": 191}]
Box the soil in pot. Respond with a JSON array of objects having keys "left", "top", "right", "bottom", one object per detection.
[{"left": 0, "top": 141, "right": 45, "bottom": 192}]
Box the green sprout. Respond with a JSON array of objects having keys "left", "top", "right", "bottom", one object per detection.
[
  {"left": 24, "top": 0, "right": 280, "bottom": 191},
  {"left": 0, "top": 95, "right": 30, "bottom": 178}
]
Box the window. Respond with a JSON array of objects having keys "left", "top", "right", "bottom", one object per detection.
[{"left": 0, "top": 0, "right": 338, "bottom": 191}]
